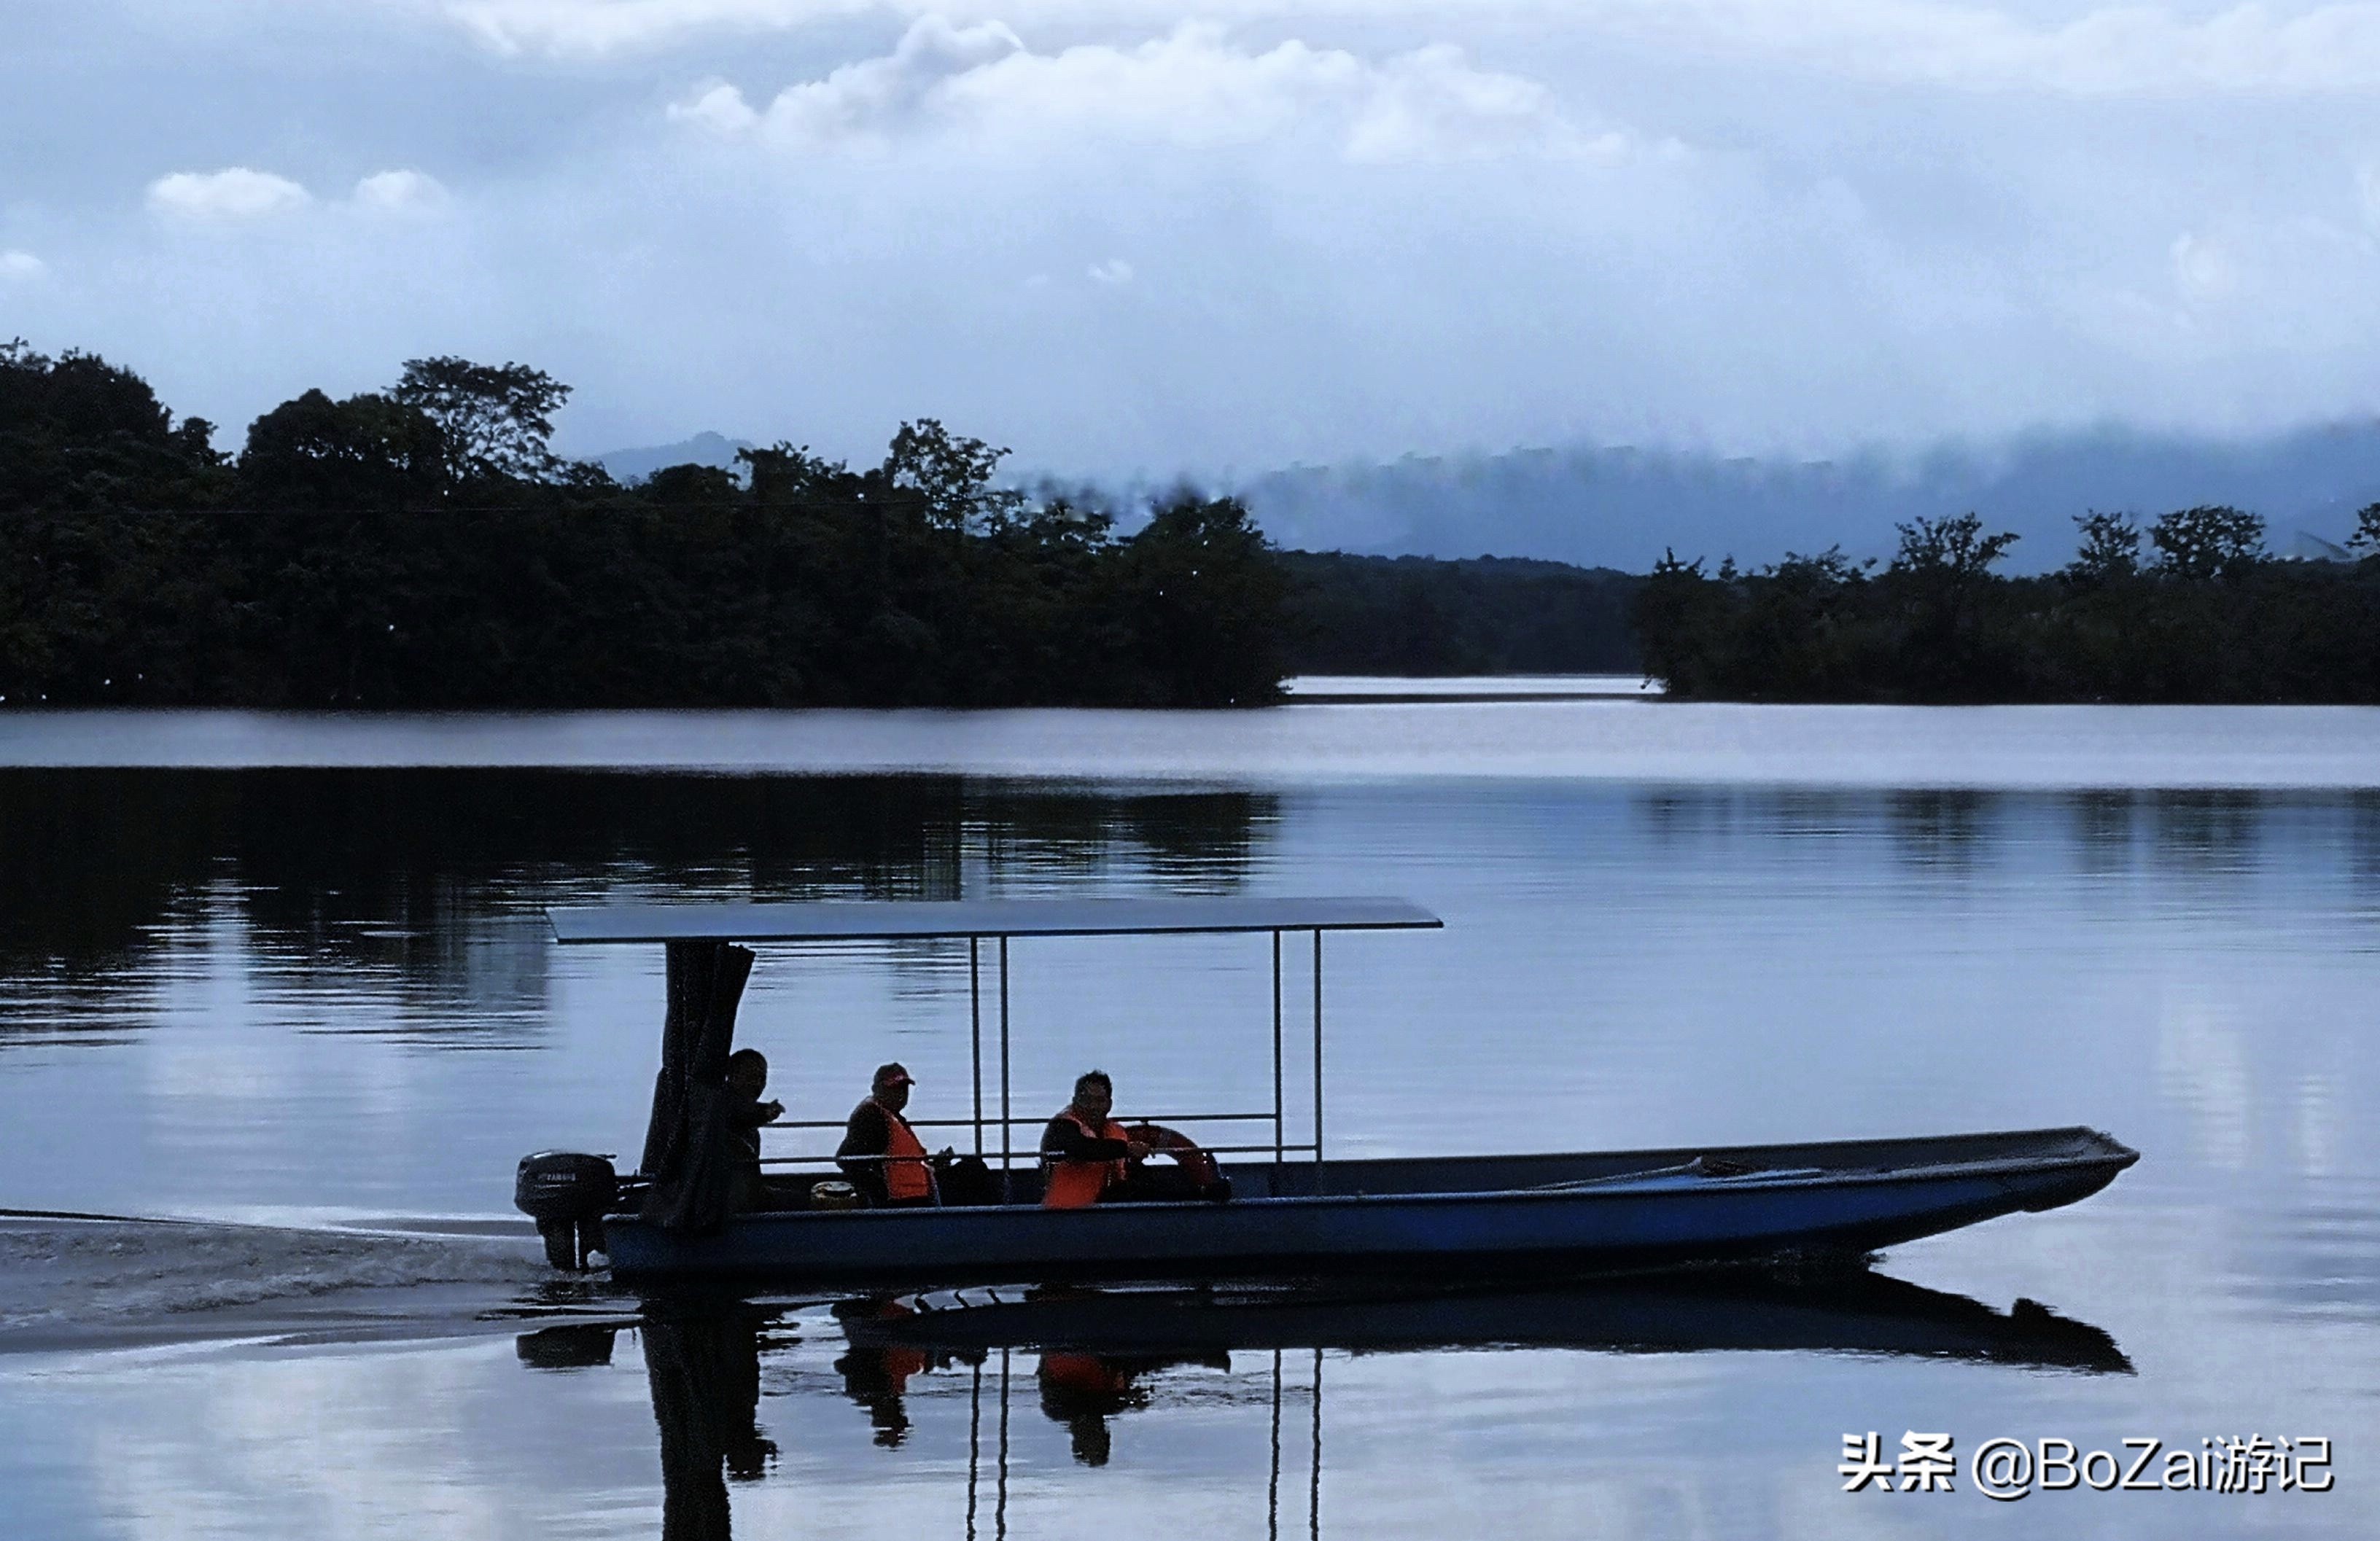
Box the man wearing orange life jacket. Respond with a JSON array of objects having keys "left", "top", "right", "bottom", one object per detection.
[
  {"left": 836, "top": 1062, "right": 937, "bottom": 1206},
  {"left": 1039, "top": 1070, "right": 1153, "bottom": 1209}
]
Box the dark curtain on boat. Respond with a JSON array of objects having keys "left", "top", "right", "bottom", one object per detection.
[{"left": 639, "top": 940, "right": 757, "bottom": 1234}]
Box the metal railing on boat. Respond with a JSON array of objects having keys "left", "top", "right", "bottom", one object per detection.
[
  {"left": 545, "top": 895, "right": 1442, "bottom": 1201},
  {"left": 758, "top": 921, "right": 1381, "bottom": 1193},
  {"left": 759, "top": 1112, "right": 1321, "bottom": 1183}
]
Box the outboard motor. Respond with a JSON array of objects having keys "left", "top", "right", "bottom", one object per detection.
[{"left": 515, "top": 1151, "right": 618, "bottom": 1271}]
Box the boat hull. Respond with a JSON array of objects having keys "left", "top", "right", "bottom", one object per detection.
[{"left": 602, "top": 1125, "right": 2136, "bottom": 1287}]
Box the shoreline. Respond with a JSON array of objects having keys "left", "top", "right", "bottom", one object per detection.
[{"left": 4, "top": 699, "right": 2379, "bottom": 789}]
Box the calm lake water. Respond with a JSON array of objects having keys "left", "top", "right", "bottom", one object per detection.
[{"left": 2, "top": 701, "right": 2376, "bottom": 1538}]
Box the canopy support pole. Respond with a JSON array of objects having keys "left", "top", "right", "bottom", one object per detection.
[
  {"left": 967, "top": 1358, "right": 984, "bottom": 1541},
  {"left": 1271, "top": 930, "right": 1285, "bottom": 1170},
  {"left": 998, "top": 936, "right": 1012, "bottom": 1200},
  {"left": 1267, "top": 1347, "right": 1284, "bottom": 1541},
  {"left": 1312, "top": 929, "right": 1324, "bottom": 1195},
  {"left": 995, "top": 1346, "right": 1012, "bottom": 1541},
  {"left": 1309, "top": 1346, "right": 1323, "bottom": 1541},
  {"left": 970, "top": 937, "right": 984, "bottom": 1158}
]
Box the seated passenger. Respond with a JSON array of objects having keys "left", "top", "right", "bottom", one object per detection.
[
  {"left": 1040, "top": 1071, "right": 1144, "bottom": 1209},
  {"left": 836, "top": 1062, "right": 937, "bottom": 1206},
  {"left": 723, "top": 1048, "right": 785, "bottom": 1211},
  {"left": 1041, "top": 1072, "right": 1230, "bottom": 1207}
]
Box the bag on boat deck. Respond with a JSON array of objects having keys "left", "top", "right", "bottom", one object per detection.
[{"left": 932, "top": 1152, "right": 1000, "bottom": 1206}]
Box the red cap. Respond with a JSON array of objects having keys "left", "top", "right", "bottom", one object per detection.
[{"left": 874, "top": 1062, "right": 915, "bottom": 1088}]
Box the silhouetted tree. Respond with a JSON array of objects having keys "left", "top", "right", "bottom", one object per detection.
[
  {"left": 2150, "top": 504, "right": 2264, "bottom": 582},
  {"left": 2065, "top": 511, "right": 2142, "bottom": 584},
  {"left": 1881, "top": 514, "right": 2021, "bottom": 697},
  {"left": 1629, "top": 551, "right": 1723, "bottom": 693},
  {"left": 1892, "top": 512, "right": 2018, "bottom": 582},
  {"left": 238, "top": 390, "right": 446, "bottom": 508},
  {"left": 0, "top": 348, "right": 1299, "bottom": 709},
  {"left": 2350, "top": 502, "right": 2380, "bottom": 555},
  {"left": 884, "top": 419, "right": 1024, "bottom": 533},
  {"left": 1113, "top": 493, "right": 1287, "bottom": 706},
  {"left": 1632, "top": 502, "right": 2380, "bottom": 703},
  {"left": 392, "top": 356, "right": 572, "bottom": 483}
]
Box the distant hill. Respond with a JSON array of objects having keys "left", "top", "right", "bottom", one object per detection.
[
  {"left": 1234, "top": 423, "right": 2380, "bottom": 574},
  {"left": 592, "top": 431, "right": 751, "bottom": 484},
  {"left": 596, "top": 421, "right": 2380, "bottom": 574}
]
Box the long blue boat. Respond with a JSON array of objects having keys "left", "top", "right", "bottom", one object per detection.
[{"left": 514, "top": 897, "right": 2136, "bottom": 1285}]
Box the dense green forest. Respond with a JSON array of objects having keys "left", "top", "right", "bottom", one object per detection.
[
  {"left": 1632, "top": 508, "right": 2380, "bottom": 702},
  {"left": 1279, "top": 551, "right": 1638, "bottom": 674},
  {"left": 0, "top": 343, "right": 1290, "bottom": 707},
  {"left": 21, "top": 340, "right": 2376, "bottom": 708}
]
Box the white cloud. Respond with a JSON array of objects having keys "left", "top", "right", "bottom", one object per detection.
[
  {"left": 352, "top": 168, "right": 452, "bottom": 213},
  {"left": 1086, "top": 257, "right": 1133, "bottom": 284},
  {"left": 674, "top": 19, "right": 1617, "bottom": 162},
  {"left": 448, "top": 0, "right": 876, "bottom": 55},
  {"left": 30, "top": 1, "right": 2380, "bottom": 479},
  {"left": 147, "top": 168, "right": 311, "bottom": 220},
  {"left": 667, "top": 79, "right": 761, "bottom": 133},
  {"left": 1342, "top": 43, "right": 1628, "bottom": 163},
  {"left": 0, "top": 250, "right": 46, "bottom": 281},
  {"left": 670, "top": 16, "right": 1024, "bottom": 150},
  {"left": 2170, "top": 231, "right": 2235, "bottom": 300},
  {"left": 1598, "top": 0, "right": 2380, "bottom": 95},
  {"left": 451, "top": 1, "right": 2380, "bottom": 95}
]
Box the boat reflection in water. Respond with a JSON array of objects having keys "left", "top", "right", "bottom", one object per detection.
[{"left": 516, "top": 1271, "right": 2128, "bottom": 1540}]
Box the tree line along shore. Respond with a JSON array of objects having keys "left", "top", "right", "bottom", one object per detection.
[
  {"left": 0, "top": 343, "right": 1638, "bottom": 707},
  {"left": 7, "top": 340, "right": 2378, "bottom": 706},
  {"left": 1635, "top": 506, "right": 2380, "bottom": 703}
]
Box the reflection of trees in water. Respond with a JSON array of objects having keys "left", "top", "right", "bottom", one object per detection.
[
  {"left": 0, "top": 769, "right": 221, "bottom": 980},
  {"left": 0, "top": 769, "right": 1276, "bottom": 1038},
  {"left": 1883, "top": 790, "right": 1991, "bottom": 873},
  {"left": 1628, "top": 785, "right": 2371, "bottom": 891},
  {"left": 1630, "top": 787, "right": 2004, "bottom": 872},
  {"left": 969, "top": 789, "right": 1272, "bottom": 894},
  {"left": 2074, "top": 789, "right": 2330, "bottom": 888},
  {"left": 2145, "top": 791, "right": 2263, "bottom": 879},
  {"left": 2066, "top": 791, "right": 2138, "bottom": 878},
  {"left": 2350, "top": 794, "right": 2380, "bottom": 903},
  {"left": 1630, "top": 787, "right": 1854, "bottom": 844}
]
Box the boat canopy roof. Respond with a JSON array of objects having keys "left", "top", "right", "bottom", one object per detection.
[{"left": 547, "top": 895, "right": 1442, "bottom": 945}]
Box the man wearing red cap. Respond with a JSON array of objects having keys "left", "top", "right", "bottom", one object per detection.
[{"left": 836, "top": 1062, "right": 936, "bottom": 1206}]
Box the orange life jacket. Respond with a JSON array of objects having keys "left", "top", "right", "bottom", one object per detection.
[
  {"left": 881, "top": 1106, "right": 933, "bottom": 1202},
  {"left": 1042, "top": 1110, "right": 1129, "bottom": 1209},
  {"left": 871, "top": 1300, "right": 929, "bottom": 1381},
  {"left": 1038, "top": 1351, "right": 1127, "bottom": 1395}
]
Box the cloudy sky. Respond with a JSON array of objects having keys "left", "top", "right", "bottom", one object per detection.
[{"left": 4, "top": 1, "right": 2379, "bottom": 474}]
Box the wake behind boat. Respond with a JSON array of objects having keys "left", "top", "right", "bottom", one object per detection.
[{"left": 514, "top": 896, "right": 2136, "bottom": 1286}]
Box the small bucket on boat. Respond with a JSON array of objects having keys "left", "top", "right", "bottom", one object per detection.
[{"left": 810, "top": 1179, "right": 860, "bottom": 1211}]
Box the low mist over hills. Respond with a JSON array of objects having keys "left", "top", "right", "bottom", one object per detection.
[
  {"left": 596, "top": 420, "right": 2380, "bottom": 574},
  {"left": 1233, "top": 424, "right": 2380, "bottom": 573}
]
